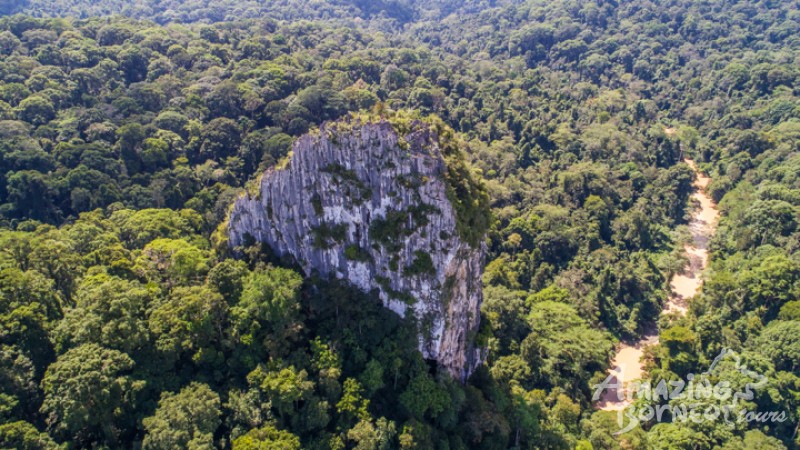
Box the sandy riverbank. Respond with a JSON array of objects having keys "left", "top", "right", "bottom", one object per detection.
[{"left": 596, "top": 158, "right": 718, "bottom": 411}]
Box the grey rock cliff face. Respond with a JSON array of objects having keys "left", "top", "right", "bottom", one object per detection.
[{"left": 228, "top": 119, "right": 485, "bottom": 380}]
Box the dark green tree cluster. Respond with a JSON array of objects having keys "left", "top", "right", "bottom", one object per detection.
[
  {"left": 0, "top": 209, "right": 534, "bottom": 449},
  {"left": 10, "top": 0, "right": 486, "bottom": 26}
]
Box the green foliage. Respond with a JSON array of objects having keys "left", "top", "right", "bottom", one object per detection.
[
  {"left": 53, "top": 271, "right": 155, "bottom": 354},
  {"left": 777, "top": 301, "right": 800, "bottom": 321},
  {"left": 374, "top": 275, "right": 416, "bottom": 305},
  {"left": 310, "top": 193, "right": 323, "bottom": 217},
  {"left": 15, "top": 96, "right": 54, "bottom": 125},
  {"left": 111, "top": 208, "right": 204, "bottom": 249},
  {"left": 40, "top": 344, "right": 141, "bottom": 445},
  {"left": 402, "top": 250, "right": 435, "bottom": 276},
  {"left": 136, "top": 238, "right": 210, "bottom": 284},
  {"left": 428, "top": 117, "right": 492, "bottom": 248},
  {"left": 482, "top": 285, "right": 530, "bottom": 355},
  {"left": 524, "top": 301, "right": 614, "bottom": 393},
  {"left": 753, "top": 321, "right": 800, "bottom": 372},
  {"left": 310, "top": 223, "right": 348, "bottom": 250},
  {"left": 207, "top": 258, "right": 249, "bottom": 301},
  {"left": 344, "top": 244, "right": 371, "bottom": 262},
  {"left": 248, "top": 365, "right": 315, "bottom": 423},
  {"left": 369, "top": 205, "right": 436, "bottom": 253},
  {"left": 232, "top": 267, "right": 303, "bottom": 358},
  {"left": 0, "top": 420, "right": 61, "bottom": 450},
  {"left": 232, "top": 423, "right": 301, "bottom": 450},
  {"left": 142, "top": 382, "right": 221, "bottom": 450},
  {"left": 399, "top": 373, "right": 449, "bottom": 420},
  {"left": 148, "top": 285, "right": 228, "bottom": 363},
  {"left": 336, "top": 378, "right": 369, "bottom": 425}
]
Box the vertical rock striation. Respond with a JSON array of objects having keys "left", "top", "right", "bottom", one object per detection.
[{"left": 227, "top": 117, "right": 488, "bottom": 380}]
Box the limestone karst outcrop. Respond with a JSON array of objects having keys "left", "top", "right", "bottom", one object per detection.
[{"left": 227, "top": 115, "right": 490, "bottom": 380}]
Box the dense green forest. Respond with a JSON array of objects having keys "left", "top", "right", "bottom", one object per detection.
[{"left": 0, "top": 0, "right": 798, "bottom": 448}]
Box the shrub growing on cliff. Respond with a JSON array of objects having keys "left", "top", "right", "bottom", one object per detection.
[
  {"left": 403, "top": 250, "right": 435, "bottom": 276},
  {"left": 368, "top": 205, "right": 436, "bottom": 253},
  {"left": 311, "top": 222, "right": 347, "bottom": 249},
  {"left": 344, "top": 244, "right": 371, "bottom": 262}
]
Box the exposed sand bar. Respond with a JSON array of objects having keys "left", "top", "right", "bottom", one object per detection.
[{"left": 596, "top": 158, "right": 718, "bottom": 410}]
